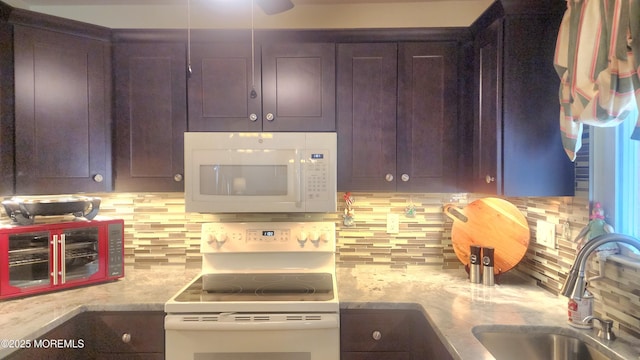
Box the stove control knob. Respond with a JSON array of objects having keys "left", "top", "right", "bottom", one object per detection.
[
  {"left": 310, "top": 232, "right": 324, "bottom": 247},
  {"left": 297, "top": 232, "right": 308, "bottom": 248},
  {"left": 213, "top": 233, "right": 227, "bottom": 249}
]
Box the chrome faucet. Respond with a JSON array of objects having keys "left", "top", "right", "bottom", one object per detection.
[{"left": 561, "top": 233, "right": 640, "bottom": 300}]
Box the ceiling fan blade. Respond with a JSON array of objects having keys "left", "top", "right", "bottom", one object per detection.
[{"left": 255, "top": 0, "right": 294, "bottom": 15}]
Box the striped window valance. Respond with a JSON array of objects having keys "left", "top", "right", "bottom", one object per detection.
[{"left": 554, "top": 0, "right": 640, "bottom": 161}]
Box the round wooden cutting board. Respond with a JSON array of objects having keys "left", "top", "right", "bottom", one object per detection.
[{"left": 444, "top": 198, "right": 530, "bottom": 275}]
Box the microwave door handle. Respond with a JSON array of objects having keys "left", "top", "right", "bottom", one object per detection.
[
  {"left": 51, "top": 235, "right": 58, "bottom": 285},
  {"left": 60, "top": 234, "right": 66, "bottom": 284}
]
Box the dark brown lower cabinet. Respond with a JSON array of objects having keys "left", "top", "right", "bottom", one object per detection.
[
  {"left": 5, "top": 311, "right": 164, "bottom": 360},
  {"left": 342, "top": 352, "right": 411, "bottom": 360},
  {"left": 340, "top": 309, "right": 452, "bottom": 360},
  {"left": 92, "top": 312, "right": 164, "bottom": 359}
]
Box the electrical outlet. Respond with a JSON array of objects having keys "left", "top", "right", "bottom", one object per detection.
[
  {"left": 536, "top": 220, "right": 556, "bottom": 249},
  {"left": 386, "top": 213, "right": 399, "bottom": 234}
]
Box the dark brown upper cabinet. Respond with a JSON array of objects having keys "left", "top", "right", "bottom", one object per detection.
[
  {"left": 113, "top": 42, "right": 187, "bottom": 192},
  {"left": 0, "top": 18, "right": 14, "bottom": 195},
  {"left": 188, "top": 41, "right": 335, "bottom": 132},
  {"left": 337, "top": 41, "right": 459, "bottom": 192},
  {"left": 471, "top": 2, "right": 574, "bottom": 196},
  {"left": 13, "top": 23, "right": 112, "bottom": 195}
]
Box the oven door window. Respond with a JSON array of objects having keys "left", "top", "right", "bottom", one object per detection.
[
  {"left": 195, "top": 354, "right": 309, "bottom": 360},
  {"left": 8, "top": 231, "right": 51, "bottom": 289}
]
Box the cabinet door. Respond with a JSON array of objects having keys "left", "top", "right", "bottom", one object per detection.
[
  {"left": 341, "top": 352, "right": 411, "bottom": 360},
  {"left": 92, "top": 312, "right": 165, "bottom": 354},
  {"left": 114, "top": 42, "right": 187, "bottom": 191},
  {"left": 13, "top": 25, "right": 111, "bottom": 195},
  {"left": 337, "top": 43, "right": 397, "bottom": 191},
  {"left": 501, "top": 15, "right": 574, "bottom": 196},
  {"left": 398, "top": 42, "right": 459, "bottom": 192},
  {"left": 340, "top": 310, "right": 412, "bottom": 352},
  {"left": 5, "top": 312, "right": 92, "bottom": 360},
  {"left": 262, "top": 42, "right": 336, "bottom": 131},
  {"left": 188, "top": 42, "right": 261, "bottom": 132},
  {"left": 473, "top": 20, "right": 501, "bottom": 194},
  {"left": 0, "top": 21, "right": 13, "bottom": 195}
]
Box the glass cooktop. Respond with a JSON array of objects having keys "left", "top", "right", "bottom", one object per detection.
[{"left": 174, "top": 273, "right": 335, "bottom": 302}]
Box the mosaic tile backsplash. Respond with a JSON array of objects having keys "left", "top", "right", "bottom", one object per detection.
[{"left": 79, "top": 190, "right": 639, "bottom": 338}]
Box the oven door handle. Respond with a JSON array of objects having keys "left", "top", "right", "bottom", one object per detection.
[{"left": 165, "top": 315, "right": 339, "bottom": 331}]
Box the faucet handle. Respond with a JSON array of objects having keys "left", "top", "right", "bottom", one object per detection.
[{"left": 583, "top": 316, "right": 616, "bottom": 341}]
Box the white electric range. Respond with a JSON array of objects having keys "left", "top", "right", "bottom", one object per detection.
[{"left": 165, "top": 221, "right": 339, "bottom": 360}]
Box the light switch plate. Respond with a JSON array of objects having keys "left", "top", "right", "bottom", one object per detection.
[
  {"left": 386, "top": 213, "right": 399, "bottom": 234},
  {"left": 536, "top": 220, "right": 556, "bottom": 249}
]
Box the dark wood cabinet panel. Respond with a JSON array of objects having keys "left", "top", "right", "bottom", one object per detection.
[
  {"left": 473, "top": 20, "right": 501, "bottom": 195},
  {"left": 92, "top": 312, "right": 164, "bottom": 354},
  {"left": 340, "top": 308, "right": 453, "bottom": 360},
  {"left": 262, "top": 42, "right": 336, "bottom": 131},
  {"left": 13, "top": 24, "right": 111, "bottom": 195},
  {"left": 0, "top": 20, "right": 14, "bottom": 195},
  {"left": 397, "top": 42, "right": 458, "bottom": 192},
  {"left": 341, "top": 352, "right": 411, "bottom": 360},
  {"left": 472, "top": 5, "right": 574, "bottom": 196},
  {"left": 188, "top": 42, "right": 262, "bottom": 132},
  {"left": 5, "top": 311, "right": 164, "bottom": 360},
  {"left": 341, "top": 310, "right": 411, "bottom": 352},
  {"left": 189, "top": 41, "right": 335, "bottom": 132},
  {"left": 5, "top": 312, "right": 93, "bottom": 360},
  {"left": 113, "top": 42, "right": 187, "bottom": 191},
  {"left": 337, "top": 41, "right": 459, "bottom": 192},
  {"left": 337, "top": 42, "right": 397, "bottom": 191}
]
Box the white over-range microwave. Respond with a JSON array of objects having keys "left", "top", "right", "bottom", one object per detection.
[{"left": 184, "top": 132, "right": 337, "bottom": 213}]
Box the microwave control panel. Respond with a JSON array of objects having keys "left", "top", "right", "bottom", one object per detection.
[{"left": 304, "top": 150, "right": 330, "bottom": 200}]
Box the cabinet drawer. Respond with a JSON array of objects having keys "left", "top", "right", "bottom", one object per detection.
[
  {"left": 96, "top": 354, "right": 164, "bottom": 360},
  {"left": 341, "top": 351, "right": 410, "bottom": 360},
  {"left": 341, "top": 310, "right": 411, "bottom": 352},
  {"left": 92, "top": 312, "right": 164, "bottom": 353}
]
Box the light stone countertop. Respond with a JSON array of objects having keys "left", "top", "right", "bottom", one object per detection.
[{"left": 1, "top": 265, "right": 639, "bottom": 359}]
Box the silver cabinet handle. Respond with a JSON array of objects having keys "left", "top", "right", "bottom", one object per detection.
[
  {"left": 385, "top": 174, "right": 394, "bottom": 182},
  {"left": 249, "top": 113, "right": 258, "bottom": 122},
  {"left": 174, "top": 174, "right": 183, "bottom": 182},
  {"left": 265, "top": 113, "right": 274, "bottom": 121},
  {"left": 401, "top": 174, "right": 409, "bottom": 182},
  {"left": 121, "top": 333, "right": 131, "bottom": 343},
  {"left": 485, "top": 175, "right": 495, "bottom": 184},
  {"left": 93, "top": 174, "right": 104, "bottom": 183},
  {"left": 372, "top": 330, "right": 382, "bottom": 341}
]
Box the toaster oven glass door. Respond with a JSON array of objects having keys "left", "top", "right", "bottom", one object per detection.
[
  {"left": 8, "top": 231, "right": 51, "bottom": 289},
  {"left": 61, "top": 227, "right": 100, "bottom": 283}
]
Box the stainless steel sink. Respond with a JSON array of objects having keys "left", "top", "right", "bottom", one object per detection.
[{"left": 472, "top": 326, "right": 622, "bottom": 360}]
